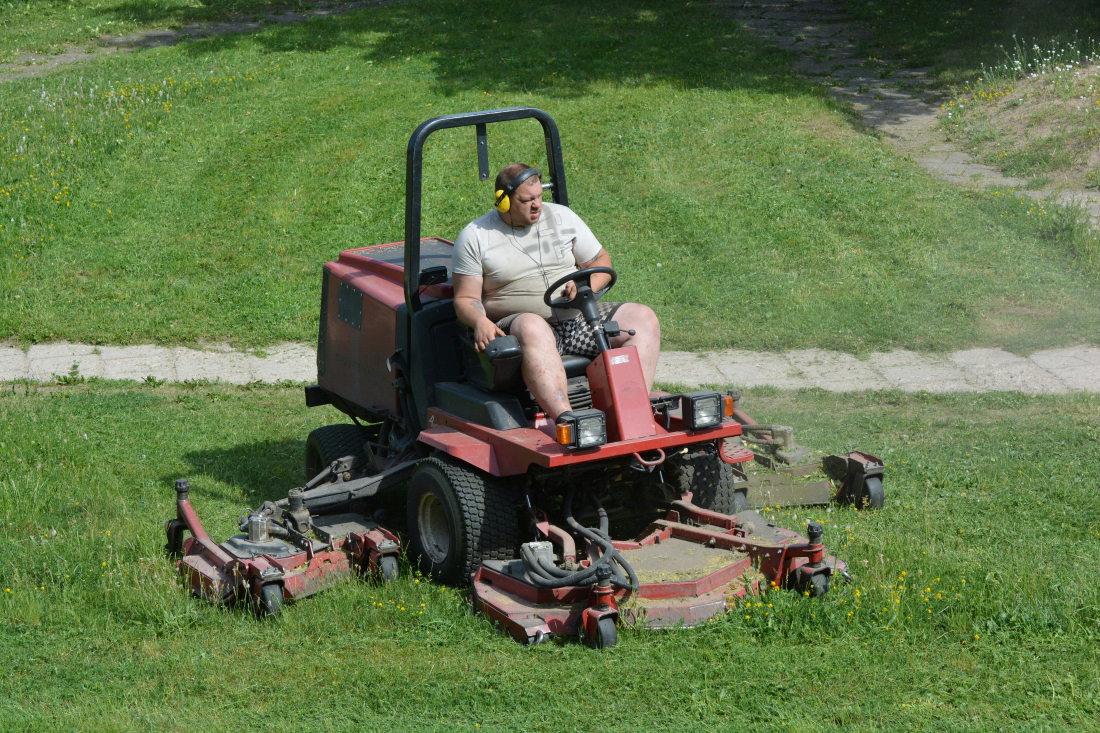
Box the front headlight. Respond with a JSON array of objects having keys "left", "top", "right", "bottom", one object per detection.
[
  {"left": 555, "top": 409, "right": 607, "bottom": 449},
  {"left": 681, "top": 391, "right": 723, "bottom": 430}
]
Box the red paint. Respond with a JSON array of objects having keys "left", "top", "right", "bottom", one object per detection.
[
  {"left": 587, "top": 347, "right": 657, "bottom": 442},
  {"left": 421, "top": 409, "right": 743, "bottom": 476},
  {"left": 319, "top": 238, "right": 454, "bottom": 419}
]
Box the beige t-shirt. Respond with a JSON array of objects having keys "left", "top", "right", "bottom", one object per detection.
[{"left": 452, "top": 202, "right": 603, "bottom": 323}]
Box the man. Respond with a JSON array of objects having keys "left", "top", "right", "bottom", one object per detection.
[{"left": 451, "top": 163, "right": 660, "bottom": 421}]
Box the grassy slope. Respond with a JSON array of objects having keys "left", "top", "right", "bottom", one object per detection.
[
  {"left": 1, "top": 0, "right": 1099, "bottom": 353},
  {"left": 840, "top": 0, "right": 1100, "bottom": 83},
  {"left": 1, "top": 382, "right": 1098, "bottom": 730},
  {"left": 0, "top": 0, "right": 313, "bottom": 64}
]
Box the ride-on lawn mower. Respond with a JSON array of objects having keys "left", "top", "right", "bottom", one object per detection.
[{"left": 167, "top": 108, "right": 885, "bottom": 647}]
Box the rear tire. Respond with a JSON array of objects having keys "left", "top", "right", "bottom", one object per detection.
[
  {"left": 670, "top": 449, "right": 748, "bottom": 514},
  {"left": 406, "top": 456, "right": 518, "bottom": 586},
  {"left": 305, "top": 424, "right": 371, "bottom": 482}
]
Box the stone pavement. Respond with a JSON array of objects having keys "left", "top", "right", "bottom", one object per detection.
[
  {"left": 1, "top": 342, "right": 1096, "bottom": 393},
  {"left": 719, "top": 1, "right": 1100, "bottom": 227}
]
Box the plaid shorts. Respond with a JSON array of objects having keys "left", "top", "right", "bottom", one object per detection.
[{"left": 497, "top": 302, "right": 624, "bottom": 358}]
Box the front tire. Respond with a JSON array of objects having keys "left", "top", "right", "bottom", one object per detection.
[
  {"left": 406, "top": 456, "right": 518, "bottom": 585},
  {"left": 304, "top": 424, "right": 371, "bottom": 482},
  {"left": 670, "top": 448, "right": 748, "bottom": 514}
]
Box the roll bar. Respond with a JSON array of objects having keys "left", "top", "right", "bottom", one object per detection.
[{"left": 403, "top": 107, "right": 569, "bottom": 313}]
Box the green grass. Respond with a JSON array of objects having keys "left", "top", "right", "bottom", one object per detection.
[
  {"left": 0, "top": 0, "right": 312, "bottom": 64},
  {"left": 2, "top": 381, "right": 1099, "bottom": 730},
  {"left": 840, "top": 0, "right": 1100, "bottom": 84},
  {"left": 2, "top": 0, "right": 1100, "bottom": 354}
]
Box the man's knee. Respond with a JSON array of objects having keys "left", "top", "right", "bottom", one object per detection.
[
  {"left": 617, "top": 303, "right": 660, "bottom": 339},
  {"left": 509, "top": 313, "right": 555, "bottom": 348}
]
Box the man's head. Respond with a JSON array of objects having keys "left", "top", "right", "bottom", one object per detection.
[{"left": 495, "top": 163, "right": 543, "bottom": 226}]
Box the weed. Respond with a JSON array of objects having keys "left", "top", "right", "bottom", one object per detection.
[{"left": 53, "top": 363, "right": 85, "bottom": 385}]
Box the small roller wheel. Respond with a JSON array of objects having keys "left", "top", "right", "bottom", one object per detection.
[
  {"left": 259, "top": 583, "right": 284, "bottom": 618},
  {"left": 859, "top": 476, "right": 885, "bottom": 510},
  {"left": 380, "top": 556, "right": 399, "bottom": 583},
  {"left": 591, "top": 616, "right": 618, "bottom": 649},
  {"left": 165, "top": 519, "right": 187, "bottom": 558},
  {"left": 807, "top": 573, "right": 830, "bottom": 597}
]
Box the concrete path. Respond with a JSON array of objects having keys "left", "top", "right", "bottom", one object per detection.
[
  {"left": 719, "top": 0, "right": 1100, "bottom": 227},
  {"left": 1, "top": 342, "right": 1097, "bottom": 394}
]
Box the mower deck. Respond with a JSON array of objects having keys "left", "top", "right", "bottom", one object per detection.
[
  {"left": 167, "top": 481, "right": 401, "bottom": 615},
  {"left": 472, "top": 503, "right": 845, "bottom": 645}
]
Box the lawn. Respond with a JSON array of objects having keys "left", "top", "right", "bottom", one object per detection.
[
  {"left": 1, "top": 381, "right": 1098, "bottom": 730},
  {"left": 840, "top": 0, "right": 1100, "bottom": 85},
  {"left": 2, "top": 0, "right": 1100, "bottom": 354}
]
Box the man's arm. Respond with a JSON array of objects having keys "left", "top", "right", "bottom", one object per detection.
[
  {"left": 453, "top": 273, "right": 505, "bottom": 352},
  {"left": 561, "top": 247, "right": 613, "bottom": 300}
]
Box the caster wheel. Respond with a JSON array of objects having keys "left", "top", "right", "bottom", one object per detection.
[
  {"left": 165, "top": 519, "right": 187, "bottom": 558},
  {"left": 860, "top": 476, "right": 885, "bottom": 510},
  {"left": 808, "top": 574, "right": 830, "bottom": 597},
  {"left": 588, "top": 617, "right": 618, "bottom": 649},
  {"left": 380, "top": 556, "right": 399, "bottom": 583},
  {"left": 259, "top": 583, "right": 284, "bottom": 618}
]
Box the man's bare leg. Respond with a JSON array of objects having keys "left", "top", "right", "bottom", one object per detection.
[
  {"left": 509, "top": 313, "right": 572, "bottom": 420},
  {"left": 608, "top": 303, "right": 661, "bottom": 393}
]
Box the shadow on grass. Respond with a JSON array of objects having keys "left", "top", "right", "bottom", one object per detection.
[
  {"left": 174, "top": 438, "right": 304, "bottom": 506},
  {"left": 174, "top": 0, "right": 816, "bottom": 101},
  {"left": 839, "top": 0, "right": 1100, "bottom": 77}
]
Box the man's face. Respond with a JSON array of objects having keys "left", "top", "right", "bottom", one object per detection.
[{"left": 507, "top": 177, "right": 543, "bottom": 226}]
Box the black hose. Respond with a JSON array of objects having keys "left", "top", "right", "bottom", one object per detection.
[{"left": 519, "top": 487, "right": 639, "bottom": 591}]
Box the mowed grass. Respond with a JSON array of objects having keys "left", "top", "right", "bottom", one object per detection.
[
  {"left": 1, "top": 381, "right": 1098, "bottom": 730},
  {"left": 2, "top": 0, "right": 1100, "bottom": 354},
  {"left": 0, "top": 0, "right": 311, "bottom": 64}
]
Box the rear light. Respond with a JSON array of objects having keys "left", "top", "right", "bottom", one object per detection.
[
  {"left": 681, "top": 391, "right": 723, "bottom": 430},
  {"left": 723, "top": 394, "right": 735, "bottom": 417},
  {"left": 555, "top": 409, "right": 607, "bottom": 449}
]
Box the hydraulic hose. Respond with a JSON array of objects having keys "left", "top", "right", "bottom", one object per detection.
[{"left": 520, "top": 487, "right": 639, "bottom": 591}]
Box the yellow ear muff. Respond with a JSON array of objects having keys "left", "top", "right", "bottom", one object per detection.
[{"left": 495, "top": 190, "right": 510, "bottom": 213}]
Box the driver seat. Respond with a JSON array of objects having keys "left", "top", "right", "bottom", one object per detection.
[{"left": 459, "top": 328, "right": 590, "bottom": 392}]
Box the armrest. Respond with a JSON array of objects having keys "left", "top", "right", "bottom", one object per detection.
[{"left": 484, "top": 335, "right": 522, "bottom": 362}]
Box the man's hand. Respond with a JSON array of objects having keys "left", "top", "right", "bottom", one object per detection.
[
  {"left": 474, "top": 318, "right": 506, "bottom": 352},
  {"left": 453, "top": 273, "right": 506, "bottom": 352}
]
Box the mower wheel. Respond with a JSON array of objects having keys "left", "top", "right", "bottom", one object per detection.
[
  {"left": 259, "top": 583, "right": 284, "bottom": 618},
  {"left": 859, "top": 476, "right": 885, "bottom": 510},
  {"left": 808, "top": 573, "right": 830, "bottom": 597},
  {"left": 165, "top": 518, "right": 187, "bottom": 558},
  {"left": 305, "top": 424, "right": 371, "bottom": 482},
  {"left": 591, "top": 617, "right": 618, "bottom": 649},
  {"left": 380, "top": 555, "right": 399, "bottom": 583},
  {"left": 671, "top": 450, "right": 748, "bottom": 514},
  {"left": 407, "top": 456, "right": 518, "bottom": 586}
]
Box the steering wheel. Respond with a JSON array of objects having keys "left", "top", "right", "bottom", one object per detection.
[{"left": 543, "top": 267, "right": 618, "bottom": 324}]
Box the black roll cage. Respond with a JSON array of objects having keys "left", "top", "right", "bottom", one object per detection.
[{"left": 402, "top": 107, "right": 569, "bottom": 314}]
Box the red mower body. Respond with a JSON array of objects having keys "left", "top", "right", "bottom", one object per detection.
[{"left": 168, "top": 108, "right": 880, "bottom": 646}]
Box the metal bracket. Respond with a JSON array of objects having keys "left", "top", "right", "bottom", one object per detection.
[{"left": 475, "top": 123, "right": 489, "bottom": 180}]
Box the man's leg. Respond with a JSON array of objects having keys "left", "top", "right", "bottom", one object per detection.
[
  {"left": 509, "top": 313, "right": 572, "bottom": 420},
  {"left": 608, "top": 303, "right": 661, "bottom": 393}
]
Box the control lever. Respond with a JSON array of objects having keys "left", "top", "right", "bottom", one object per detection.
[{"left": 601, "top": 320, "right": 635, "bottom": 339}]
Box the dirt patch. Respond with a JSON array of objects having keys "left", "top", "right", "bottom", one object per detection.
[{"left": 943, "top": 65, "right": 1100, "bottom": 189}]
